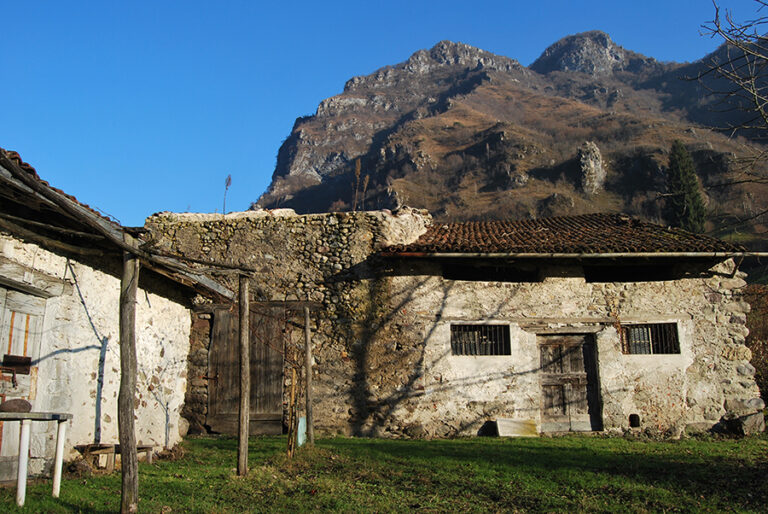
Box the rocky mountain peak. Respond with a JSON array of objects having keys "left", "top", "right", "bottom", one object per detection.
[
  {"left": 344, "top": 40, "right": 522, "bottom": 92},
  {"left": 257, "top": 34, "right": 765, "bottom": 247},
  {"left": 412, "top": 40, "right": 521, "bottom": 72},
  {"left": 530, "top": 30, "right": 657, "bottom": 76}
]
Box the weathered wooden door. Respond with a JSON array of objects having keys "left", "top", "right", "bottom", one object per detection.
[
  {"left": 538, "top": 334, "right": 602, "bottom": 432},
  {"left": 207, "top": 306, "right": 284, "bottom": 435}
]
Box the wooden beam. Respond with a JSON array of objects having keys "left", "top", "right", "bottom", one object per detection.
[
  {"left": 0, "top": 212, "right": 105, "bottom": 239},
  {"left": 149, "top": 249, "right": 261, "bottom": 273},
  {"left": 118, "top": 251, "right": 139, "bottom": 513},
  {"left": 249, "top": 301, "right": 323, "bottom": 311},
  {"left": 0, "top": 217, "right": 104, "bottom": 257},
  {"left": 0, "top": 165, "right": 64, "bottom": 213},
  {"left": 0, "top": 255, "right": 72, "bottom": 298},
  {"left": 0, "top": 153, "right": 235, "bottom": 301},
  {"left": 304, "top": 306, "right": 314, "bottom": 445},
  {"left": 237, "top": 275, "right": 250, "bottom": 476}
]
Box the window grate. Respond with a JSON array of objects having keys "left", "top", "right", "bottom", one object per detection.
[
  {"left": 621, "top": 323, "right": 680, "bottom": 355},
  {"left": 450, "top": 324, "right": 511, "bottom": 356}
]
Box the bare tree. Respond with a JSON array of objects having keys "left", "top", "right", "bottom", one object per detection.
[
  {"left": 702, "top": 1, "right": 768, "bottom": 134},
  {"left": 699, "top": 1, "right": 768, "bottom": 230}
]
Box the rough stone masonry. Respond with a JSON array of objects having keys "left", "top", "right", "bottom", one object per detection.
[{"left": 145, "top": 208, "right": 762, "bottom": 438}]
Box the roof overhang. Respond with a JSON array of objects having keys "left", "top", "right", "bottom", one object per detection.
[
  {"left": 380, "top": 251, "right": 768, "bottom": 259},
  {"left": 0, "top": 150, "right": 235, "bottom": 301}
]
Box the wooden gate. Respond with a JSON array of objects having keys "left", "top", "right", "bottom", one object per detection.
[
  {"left": 207, "top": 306, "right": 285, "bottom": 435},
  {"left": 538, "top": 334, "right": 602, "bottom": 432}
]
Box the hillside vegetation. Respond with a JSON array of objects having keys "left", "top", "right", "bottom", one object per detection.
[{"left": 256, "top": 34, "right": 768, "bottom": 249}]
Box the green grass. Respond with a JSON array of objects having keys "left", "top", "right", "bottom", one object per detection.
[{"left": 2, "top": 434, "right": 767, "bottom": 512}]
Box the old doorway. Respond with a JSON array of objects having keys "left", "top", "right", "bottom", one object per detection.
[
  {"left": 207, "top": 305, "right": 286, "bottom": 435},
  {"left": 538, "top": 334, "right": 602, "bottom": 432}
]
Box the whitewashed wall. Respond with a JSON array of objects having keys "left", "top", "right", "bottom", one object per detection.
[
  {"left": 383, "top": 260, "right": 759, "bottom": 437},
  {"left": 0, "top": 232, "right": 191, "bottom": 477}
]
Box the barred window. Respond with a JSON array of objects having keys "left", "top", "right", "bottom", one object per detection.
[
  {"left": 450, "top": 324, "right": 510, "bottom": 356},
  {"left": 621, "top": 323, "right": 680, "bottom": 355}
]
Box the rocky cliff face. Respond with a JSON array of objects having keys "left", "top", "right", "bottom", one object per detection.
[
  {"left": 578, "top": 141, "right": 606, "bottom": 195},
  {"left": 530, "top": 31, "right": 661, "bottom": 76},
  {"left": 255, "top": 33, "right": 768, "bottom": 247}
]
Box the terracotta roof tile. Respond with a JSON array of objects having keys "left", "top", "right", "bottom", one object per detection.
[
  {"left": 384, "top": 214, "right": 744, "bottom": 255},
  {"left": 1, "top": 148, "right": 122, "bottom": 228}
]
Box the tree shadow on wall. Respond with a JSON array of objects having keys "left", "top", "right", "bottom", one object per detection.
[{"left": 330, "top": 255, "right": 578, "bottom": 438}]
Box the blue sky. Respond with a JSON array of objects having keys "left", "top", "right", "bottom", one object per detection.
[{"left": 1, "top": 0, "right": 759, "bottom": 226}]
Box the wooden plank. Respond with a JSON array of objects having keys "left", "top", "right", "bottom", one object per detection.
[
  {"left": 565, "top": 344, "right": 585, "bottom": 374},
  {"left": 0, "top": 217, "right": 103, "bottom": 257},
  {"left": 538, "top": 334, "right": 601, "bottom": 433},
  {"left": 207, "top": 309, "right": 235, "bottom": 434},
  {"left": 0, "top": 291, "right": 45, "bottom": 361},
  {"left": 541, "top": 385, "right": 566, "bottom": 418},
  {"left": 0, "top": 256, "right": 71, "bottom": 298},
  {"left": 208, "top": 305, "right": 285, "bottom": 437},
  {"left": 0, "top": 166, "right": 63, "bottom": 212},
  {"left": 0, "top": 212, "right": 105, "bottom": 239},
  {"left": 540, "top": 345, "right": 563, "bottom": 374},
  {"left": 304, "top": 306, "right": 314, "bottom": 445},
  {"left": 237, "top": 276, "right": 250, "bottom": 476},
  {"left": 118, "top": 251, "right": 139, "bottom": 513}
]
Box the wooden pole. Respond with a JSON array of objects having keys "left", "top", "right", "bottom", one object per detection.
[
  {"left": 237, "top": 275, "right": 250, "bottom": 476},
  {"left": 118, "top": 251, "right": 139, "bottom": 513},
  {"left": 303, "top": 306, "right": 314, "bottom": 445}
]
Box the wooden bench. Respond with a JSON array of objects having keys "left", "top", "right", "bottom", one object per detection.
[{"left": 75, "top": 444, "right": 154, "bottom": 472}]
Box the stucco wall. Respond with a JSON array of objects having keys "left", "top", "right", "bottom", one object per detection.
[
  {"left": 145, "top": 208, "right": 761, "bottom": 438},
  {"left": 0, "top": 232, "right": 191, "bottom": 476}
]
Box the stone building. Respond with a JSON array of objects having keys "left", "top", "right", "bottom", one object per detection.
[
  {"left": 145, "top": 208, "right": 763, "bottom": 438},
  {"left": 0, "top": 149, "right": 232, "bottom": 479}
]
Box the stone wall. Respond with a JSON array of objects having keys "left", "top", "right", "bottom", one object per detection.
[
  {"left": 387, "top": 260, "right": 760, "bottom": 436},
  {"left": 0, "top": 231, "right": 192, "bottom": 477},
  {"left": 145, "top": 208, "right": 762, "bottom": 438}
]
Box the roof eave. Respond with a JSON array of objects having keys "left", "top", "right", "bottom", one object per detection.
[{"left": 380, "top": 251, "right": 763, "bottom": 259}]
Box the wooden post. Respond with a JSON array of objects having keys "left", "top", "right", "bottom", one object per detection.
[
  {"left": 304, "top": 306, "right": 314, "bottom": 445},
  {"left": 237, "top": 275, "right": 250, "bottom": 476},
  {"left": 118, "top": 251, "right": 139, "bottom": 513}
]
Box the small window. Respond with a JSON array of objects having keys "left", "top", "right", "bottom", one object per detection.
[
  {"left": 621, "top": 323, "right": 680, "bottom": 355},
  {"left": 450, "top": 324, "right": 510, "bottom": 356}
]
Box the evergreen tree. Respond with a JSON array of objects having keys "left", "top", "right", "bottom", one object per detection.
[{"left": 664, "top": 140, "right": 706, "bottom": 233}]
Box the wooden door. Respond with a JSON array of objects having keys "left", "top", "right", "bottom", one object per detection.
[
  {"left": 207, "top": 306, "right": 284, "bottom": 435},
  {"left": 538, "top": 334, "right": 601, "bottom": 432}
]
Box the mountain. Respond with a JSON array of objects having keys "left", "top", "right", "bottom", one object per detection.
[{"left": 255, "top": 32, "right": 768, "bottom": 247}]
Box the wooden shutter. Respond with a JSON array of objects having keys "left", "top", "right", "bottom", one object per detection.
[{"left": 0, "top": 288, "right": 45, "bottom": 360}]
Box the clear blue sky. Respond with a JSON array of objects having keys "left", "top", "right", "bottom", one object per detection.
[{"left": 1, "top": 0, "right": 758, "bottom": 226}]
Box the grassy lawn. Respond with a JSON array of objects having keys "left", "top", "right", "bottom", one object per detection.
[{"left": 1, "top": 434, "right": 767, "bottom": 512}]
